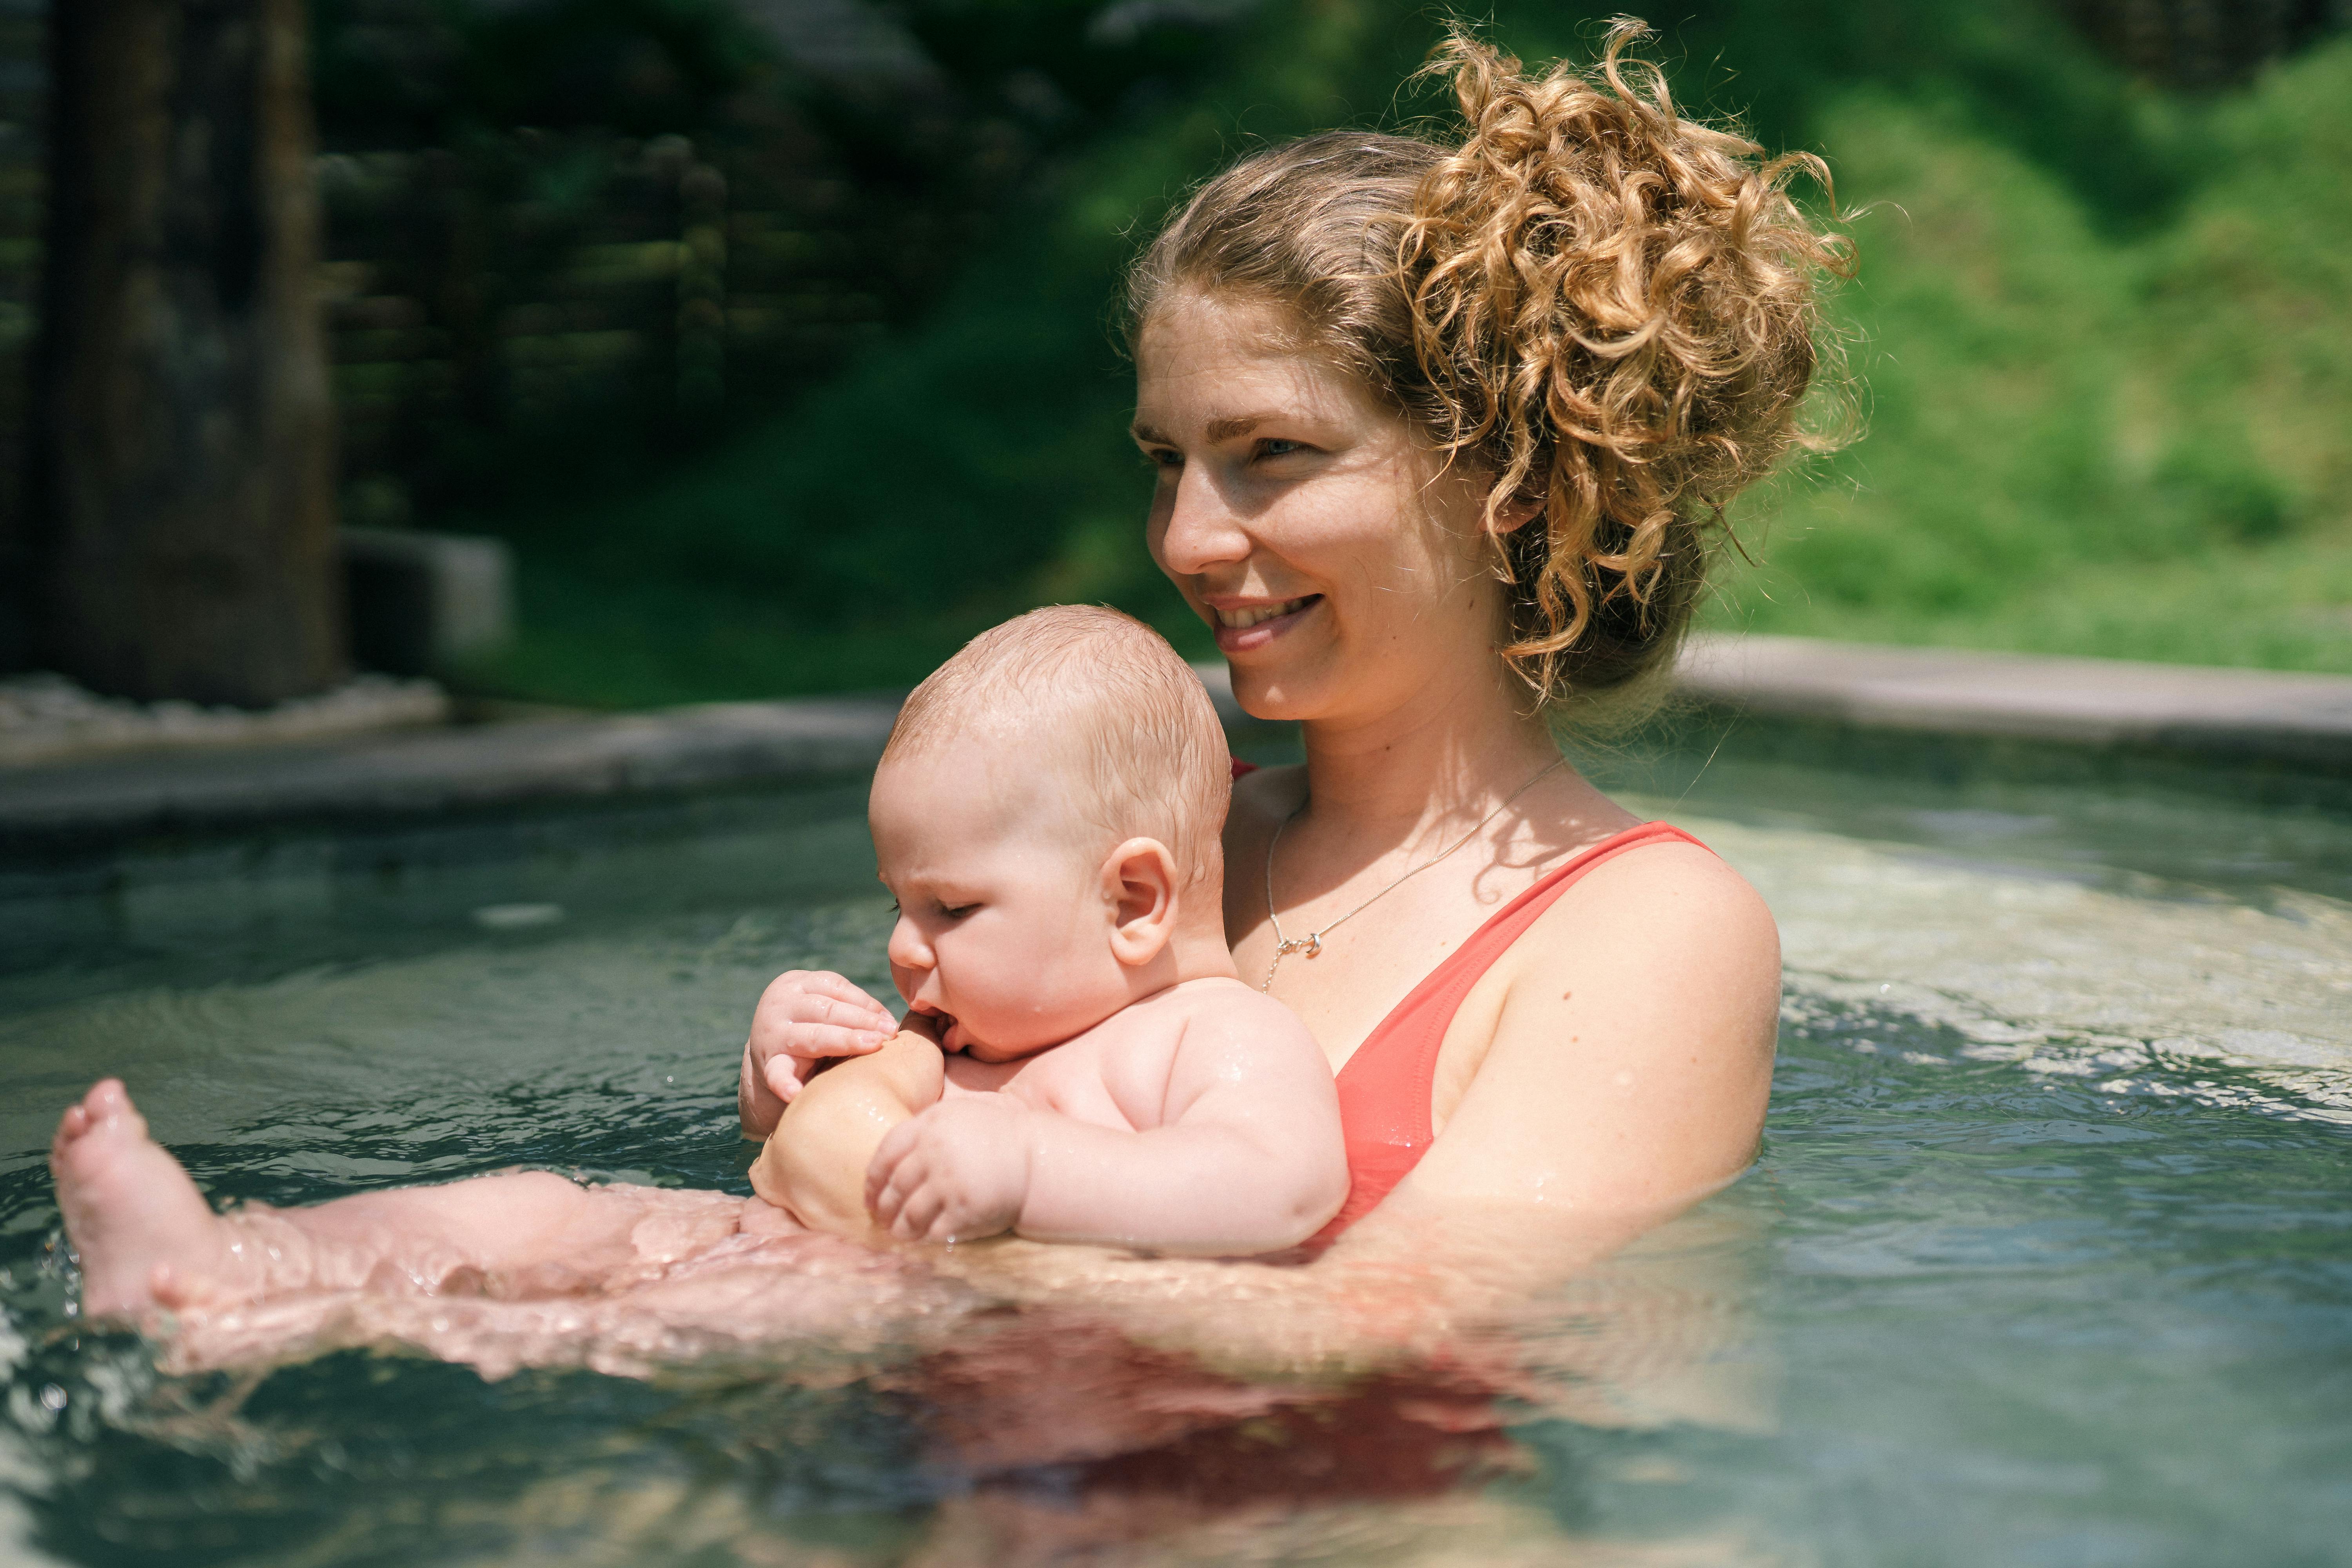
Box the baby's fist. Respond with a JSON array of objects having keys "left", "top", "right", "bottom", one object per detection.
[{"left": 864, "top": 1096, "right": 1033, "bottom": 1244}]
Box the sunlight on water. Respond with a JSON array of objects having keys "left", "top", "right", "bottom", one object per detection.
[
  {"left": 0, "top": 764, "right": 2346, "bottom": 1566},
  {"left": 1682, "top": 809, "right": 2352, "bottom": 1116}
]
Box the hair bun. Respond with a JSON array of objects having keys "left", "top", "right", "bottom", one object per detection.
[{"left": 1403, "top": 22, "right": 1850, "bottom": 701}]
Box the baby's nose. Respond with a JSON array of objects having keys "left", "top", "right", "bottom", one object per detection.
[{"left": 885, "top": 913, "right": 932, "bottom": 972}]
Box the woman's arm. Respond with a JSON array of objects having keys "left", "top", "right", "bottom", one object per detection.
[{"left": 920, "top": 847, "right": 1777, "bottom": 1386}]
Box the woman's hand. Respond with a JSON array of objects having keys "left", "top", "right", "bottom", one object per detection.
[{"left": 738, "top": 970, "right": 898, "bottom": 1138}]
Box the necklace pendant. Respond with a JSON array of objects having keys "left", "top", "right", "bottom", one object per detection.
[{"left": 1261, "top": 933, "right": 1324, "bottom": 992}]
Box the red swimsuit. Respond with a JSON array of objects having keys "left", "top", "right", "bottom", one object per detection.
[
  {"left": 1307, "top": 819, "right": 1708, "bottom": 1242},
  {"left": 1231, "top": 764, "right": 1706, "bottom": 1243}
]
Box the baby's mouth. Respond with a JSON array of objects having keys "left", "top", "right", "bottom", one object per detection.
[{"left": 916, "top": 1007, "right": 969, "bottom": 1052}]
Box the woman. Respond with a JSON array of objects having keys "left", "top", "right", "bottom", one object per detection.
[{"left": 742, "top": 25, "right": 1839, "bottom": 1279}]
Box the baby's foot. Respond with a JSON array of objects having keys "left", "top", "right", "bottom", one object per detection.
[{"left": 49, "top": 1080, "right": 245, "bottom": 1319}]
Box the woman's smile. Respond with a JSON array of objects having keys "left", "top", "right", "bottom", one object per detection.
[{"left": 1208, "top": 593, "right": 1323, "bottom": 653}]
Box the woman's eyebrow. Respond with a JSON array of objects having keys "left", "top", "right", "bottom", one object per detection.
[
  {"left": 1131, "top": 412, "right": 1287, "bottom": 445},
  {"left": 1203, "top": 414, "right": 1270, "bottom": 443}
]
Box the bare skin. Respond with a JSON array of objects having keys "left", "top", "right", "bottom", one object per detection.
[
  {"left": 754, "top": 735, "right": 1344, "bottom": 1254},
  {"left": 50, "top": 1076, "right": 788, "bottom": 1321},
  {"left": 50, "top": 1078, "right": 245, "bottom": 1318},
  {"left": 1143, "top": 292, "right": 1780, "bottom": 1227},
  {"left": 745, "top": 290, "right": 1782, "bottom": 1318},
  {"left": 759, "top": 976, "right": 1343, "bottom": 1255}
]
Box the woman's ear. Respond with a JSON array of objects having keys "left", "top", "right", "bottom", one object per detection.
[
  {"left": 1489, "top": 491, "right": 1544, "bottom": 536},
  {"left": 1099, "top": 837, "right": 1181, "bottom": 968}
]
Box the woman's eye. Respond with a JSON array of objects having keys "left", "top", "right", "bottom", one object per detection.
[
  {"left": 1255, "top": 438, "right": 1305, "bottom": 459},
  {"left": 1145, "top": 447, "right": 1183, "bottom": 470}
]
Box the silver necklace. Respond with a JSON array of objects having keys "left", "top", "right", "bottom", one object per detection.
[{"left": 1259, "top": 755, "right": 1568, "bottom": 991}]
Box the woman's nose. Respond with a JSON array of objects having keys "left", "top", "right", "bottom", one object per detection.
[{"left": 1152, "top": 465, "right": 1252, "bottom": 577}]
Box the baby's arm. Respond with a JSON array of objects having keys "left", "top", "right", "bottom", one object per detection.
[
  {"left": 750, "top": 1030, "right": 944, "bottom": 1236},
  {"left": 867, "top": 996, "right": 1347, "bottom": 1256}
]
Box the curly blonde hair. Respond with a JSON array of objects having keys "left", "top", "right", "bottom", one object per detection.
[{"left": 1126, "top": 19, "right": 1849, "bottom": 703}]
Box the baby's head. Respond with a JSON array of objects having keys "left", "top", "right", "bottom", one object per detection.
[{"left": 870, "top": 606, "right": 1232, "bottom": 1060}]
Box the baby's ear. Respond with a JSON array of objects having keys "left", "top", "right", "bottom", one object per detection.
[{"left": 1101, "top": 837, "right": 1181, "bottom": 967}]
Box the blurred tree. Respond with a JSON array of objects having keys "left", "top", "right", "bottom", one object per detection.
[
  {"left": 33, "top": 0, "right": 343, "bottom": 706},
  {"left": 2063, "top": 0, "right": 2347, "bottom": 87}
]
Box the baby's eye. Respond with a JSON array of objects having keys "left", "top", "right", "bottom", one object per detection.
[{"left": 938, "top": 902, "right": 978, "bottom": 920}]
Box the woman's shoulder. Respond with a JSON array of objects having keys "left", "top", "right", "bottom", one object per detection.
[
  {"left": 1517, "top": 828, "right": 1780, "bottom": 985},
  {"left": 1567, "top": 824, "right": 1771, "bottom": 923}
]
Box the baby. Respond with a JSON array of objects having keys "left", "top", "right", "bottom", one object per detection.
[
  {"left": 745, "top": 607, "right": 1344, "bottom": 1252},
  {"left": 49, "top": 607, "right": 1347, "bottom": 1323}
]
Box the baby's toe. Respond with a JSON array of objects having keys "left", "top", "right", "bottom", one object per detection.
[{"left": 149, "top": 1264, "right": 218, "bottom": 1311}]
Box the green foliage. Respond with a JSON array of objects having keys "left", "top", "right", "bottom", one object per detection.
[
  {"left": 1718, "top": 34, "right": 2352, "bottom": 671},
  {"left": 454, "top": 0, "right": 2352, "bottom": 706},
  {"left": 2154, "top": 437, "right": 2297, "bottom": 544},
  {"left": 459, "top": 0, "right": 1419, "bottom": 702},
  {"left": 312, "top": 0, "right": 776, "bottom": 147}
]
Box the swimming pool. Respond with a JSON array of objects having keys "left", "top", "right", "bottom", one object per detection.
[{"left": 1, "top": 734, "right": 2347, "bottom": 1566}]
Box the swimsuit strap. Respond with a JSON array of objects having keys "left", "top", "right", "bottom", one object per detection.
[{"left": 1310, "top": 820, "right": 1711, "bottom": 1243}]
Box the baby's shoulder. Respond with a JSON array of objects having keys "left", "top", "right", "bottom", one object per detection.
[{"left": 1152, "top": 977, "right": 1317, "bottom": 1053}]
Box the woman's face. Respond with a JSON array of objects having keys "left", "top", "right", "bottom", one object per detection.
[{"left": 1132, "top": 291, "right": 1507, "bottom": 727}]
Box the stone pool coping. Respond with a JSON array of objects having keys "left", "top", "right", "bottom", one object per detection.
[
  {"left": 1675, "top": 633, "right": 2352, "bottom": 770},
  {"left": 3, "top": 635, "right": 2348, "bottom": 859},
  {"left": 0, "top": 697, "right": 905, "bottom": 857}
]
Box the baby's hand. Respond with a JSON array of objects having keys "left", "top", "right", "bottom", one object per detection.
[
  {"left": 739, "top": 969, "right": 897, "bottom": 1137},
  {"left": 864, "top": 1096, "right": 1034, "bottom": 1244}
]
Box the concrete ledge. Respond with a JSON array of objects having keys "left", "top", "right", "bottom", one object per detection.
[
  {"left": 0, "top": 671, "right": 450, "bottom": 768},
  {"left": 1677, "top": 633, "right": 2352, "bottom": 770},
  {"left": 0, "top": 697, "right": 901, "bottom": 858},
  {"left": 6, "top": 636, "right": 2349, "bottom": 864}
]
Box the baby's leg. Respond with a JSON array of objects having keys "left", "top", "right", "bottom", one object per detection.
[{"left": 51, "top": 1080, "right": 754, "bottom": 1319}]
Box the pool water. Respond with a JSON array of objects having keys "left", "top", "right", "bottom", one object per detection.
[{"left": 1, "top": 750, "right": 2348, "bottom": 1566}]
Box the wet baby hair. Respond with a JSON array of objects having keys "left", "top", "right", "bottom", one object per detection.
[
  {"left": 1125, "top": 20, "right": 1851, "bottom": 705},
  {"left": 884, "top": 605, "right": 1231, "bottom": 889}
]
